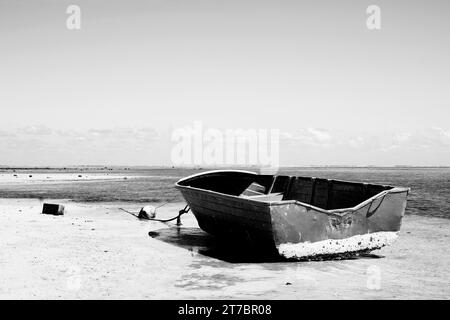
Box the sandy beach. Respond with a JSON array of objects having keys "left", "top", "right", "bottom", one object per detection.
[{"left": 1, "top": 196, "right": 449, "bottom": 299}]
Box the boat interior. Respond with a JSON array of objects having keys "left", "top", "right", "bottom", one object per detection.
[{"left": 177, "top": 171, "right": 394, "bottom": 210}]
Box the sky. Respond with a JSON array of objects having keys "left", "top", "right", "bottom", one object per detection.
[{"left": 0, "top": 0, "right": 449, "bottom": 166}]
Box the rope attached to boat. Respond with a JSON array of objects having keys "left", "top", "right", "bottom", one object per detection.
[
  {"left": 118, "top": 204, "right": 190, "bottom": 226},
  {"left": 366, "top": 192, "right": 388, "bottom": 218}
]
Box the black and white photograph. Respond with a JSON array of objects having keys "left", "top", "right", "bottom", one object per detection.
[{"left": 0, "top": 0, "right": 449, "bottom": 306}]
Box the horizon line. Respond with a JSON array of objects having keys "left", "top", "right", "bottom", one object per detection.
[{"left": 1, "top": 165, "right": 450, "bottom": 169}]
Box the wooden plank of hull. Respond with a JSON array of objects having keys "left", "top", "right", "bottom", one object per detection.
[
  {"left": 191, "top": 208, "right": 274, "bottom": 241},
  {"left": 179, "top": 188, "right": 271, "bottom": 223},
  {"left": 178, "top": 187, "right": 274, "bottom": 244},
  {"left": 188, "top": 204, "right": 272, "bottom": 231}
]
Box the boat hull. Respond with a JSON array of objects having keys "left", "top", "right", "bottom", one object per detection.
[
  {"left": 269, "top": 190, "right": 408, "bottom": 258},
  {"left": 175, "top": 170, "right": 409, "bottom": 259},
  {"left": 177, "top": 187, "right": 275, "bottom": 247}
]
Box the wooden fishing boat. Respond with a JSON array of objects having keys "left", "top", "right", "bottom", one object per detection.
[{"left": 175, "top": 170, "right": 410, "bottom": 259}]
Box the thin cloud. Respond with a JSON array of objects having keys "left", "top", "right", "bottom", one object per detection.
[
  {"left": 0, "top": 130, "right": 16, "bottom": 138},
  {"left": 347, "top": 136, "right": 365, "bottom": 149},
  {"left": 0, "top": 126, "right": 163, "bottom": 165},
  {"left": 380, "top": 128, "right": 450, "bottom": 152},
  {"left": 1, "top": 126, "right": 449, "bottom": 166},
  {"left": 17, "top": 125, "right": 53, "bottom": 136},
  {"left": 282, "top": 128, "right": 333, "bottom": 147}
]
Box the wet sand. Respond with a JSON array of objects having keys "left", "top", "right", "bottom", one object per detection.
[{"left": 0, "top": 198, "right": 449, "bottom": 299}]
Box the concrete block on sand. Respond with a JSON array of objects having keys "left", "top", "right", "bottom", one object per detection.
[{"left": 42, "top": 203, "right": 65, "bottom": 216}]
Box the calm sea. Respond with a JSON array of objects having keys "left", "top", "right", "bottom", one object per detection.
[
  {"left": 0, "top": 167, "right": 448, "bottom": 219},
  {"left": 278, "top": 167, "right": 450, "bottom": 219}
]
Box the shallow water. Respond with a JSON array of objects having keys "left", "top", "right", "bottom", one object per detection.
[
  {"left": 0, "top": 167, "right": 448, "bottom": 219},
  {"left": 278, "top": 167, "right": 450, "bottom": 219}
]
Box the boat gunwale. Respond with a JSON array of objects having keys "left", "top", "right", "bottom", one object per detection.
[
  {"left": 175, "top": 170, "right": 410, "bottom": 216},
  {"left": 174, "top": 184, "right": 272, "bottom": 208}
]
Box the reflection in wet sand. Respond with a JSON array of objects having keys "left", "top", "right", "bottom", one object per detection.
[
  {"left": 148, "top": 227, "right": 282, "bottom": 263},
  {"left": 148, "top": 227, "right": 384, "bottom": 263}
]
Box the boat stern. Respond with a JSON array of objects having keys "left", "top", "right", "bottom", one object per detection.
[{"left": 269, "top": 188, "right": 409, "bottom": 260}]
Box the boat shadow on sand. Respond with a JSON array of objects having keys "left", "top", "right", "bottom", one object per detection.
[{"left": 148, "top": 227, "right": 385, "bottom": 263}]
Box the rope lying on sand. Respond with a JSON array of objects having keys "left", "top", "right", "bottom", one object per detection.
[{"left": 118, "top": 204, "right": 190, "bottom": 225}]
